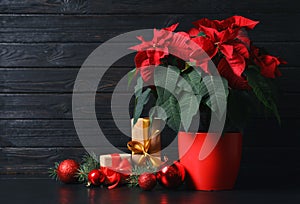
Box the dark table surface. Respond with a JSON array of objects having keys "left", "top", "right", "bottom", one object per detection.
[{"left": 0, "top": 177, "right": 299, "bottom": 204}]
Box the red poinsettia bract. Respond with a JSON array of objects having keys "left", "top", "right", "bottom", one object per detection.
[
  {"left": 251, "top": 45, "right": 286, "bottom": 78},
  {"left": 130, "top": 23, "right": 179, "bottom": 83},
  {"left": 130, "top": 16, "right": 285, "bottom": 90},
  {"left": 189, "top": 16, "right": 259, "bottom": 89}
]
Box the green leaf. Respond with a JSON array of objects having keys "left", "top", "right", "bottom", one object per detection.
[
  {"left": 181, "top": 69, "right": 205, "bottom": 95},
  {"left": 176, "top": 77, "right": 193, "bottom": 93},
  {"left": 160, "top": 96, "right": 181, "bottom": 132},
  {"left": 133, "top": 76, "right": 146, "bottom": 126},
  {"left": 202, "top": 76, "right": 228, "bottom": 119},
  {"left": 177, "top": 69, "right": 207, "bottom": 105},
  {"left": 153, "top": 66, "right": 181, "bottom": 131},
  {"left": 149, "top": 106, "right": 167, "bottom": 122},
  {"left": 197, "top": 31, "right": 206, "bottom": 37},
  {"left": 154, "top": 65, "right": 180, "bottom": 103},
  {"left": 133, "top": 88, "right": 151, "bottom": 125},
  {"left": 244, "top": 68, "right": 281, "bottom": 124},
  {"left": 178, "top": 92, "right": 199, "bottom": 131},
  {"left": 175, "top": 69, "right": 204, "bottom": 131},
  {"left": 134, "top": 76, "right": 143, "bottom": 98},
  {"left": 127, "top": 68, "right": 136, "bottom": 87}
]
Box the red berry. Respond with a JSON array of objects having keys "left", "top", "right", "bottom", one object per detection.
[
  {"left": 88, "top": 169, "right": 105, "bottom": 186},
  {"left": 57, "top": 159, "right": 79, "bottom": 184},
  {"left": 138, "top": 173, "right": 157, "bottom": 191}
]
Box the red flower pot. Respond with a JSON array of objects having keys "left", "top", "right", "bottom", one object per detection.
[{"left": 178, "top": 132, "right": 242, "bottom": 191}]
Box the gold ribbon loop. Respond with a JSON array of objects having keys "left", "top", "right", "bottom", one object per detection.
[{"left": 127, "top": 130, "right": 162, "bottom": 167}]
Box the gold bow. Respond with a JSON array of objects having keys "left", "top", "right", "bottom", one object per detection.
[{"left": 127, "top": 130, "right": 162, "bottom": 167}]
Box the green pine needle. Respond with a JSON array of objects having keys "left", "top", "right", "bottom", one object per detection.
[
  {"left": 48, "top": 153, "right": 100, "bottom": 183},
  {"left": 48, "top": 162, "right": 59, "bottom": 181},
  {"left": 127, "top": 161, "right": 157, "bottom": 187},
  {"left": 76, "top": 153, "right": 100, "bottom": 183}
]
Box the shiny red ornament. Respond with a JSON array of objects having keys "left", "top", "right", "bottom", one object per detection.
[
  {"left": 156, "top": 161, "right": 185, "bottom": 189},
  {"left": 138, "top": 173, "right": 157, "bottom": 191},
  {"left": 57, "top": 159, "right": 79, "bottom": 184},
  {"left": 87, "top": 169, "right": 105, "bottom": 186}
]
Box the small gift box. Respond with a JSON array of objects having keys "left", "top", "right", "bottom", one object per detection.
[
  {"left": 99, "top": 153, "right": 132, "bottom": 173},
  {"left": 128, "top": 118, "right": 163, "bottom": 167},
  {"left": 99, "top": 153, "right": 132, "bottom": 189}
]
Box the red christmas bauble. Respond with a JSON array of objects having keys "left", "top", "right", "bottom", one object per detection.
[
  {"left": 173, "top": 161, "right": 186, "bottom": 182},
  {"left": 87, "top": 169, "right": 105, "bottom": 186},
  {"left": 156, "top": 161, "right": 185, "bottom": 189},
  {"left": 57, "top": 159, "right": 80, "bottom": 184},
  {"left": 138, "top": 172, "right": 157, "bottom": 191}
]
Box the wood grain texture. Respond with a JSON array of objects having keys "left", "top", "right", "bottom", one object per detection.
[
  {"left": 0, "top": 67, "right": 297, "bottom": 93},
  {"left": 0, "top": 42, "right": 297, "bottom": 67},
  {"left": 0, "top": 147, "right": 86, "bottom": 175},
  {"left": 0, "top": 67, "right": 132, "bottom": 93},
  {"left": 0, "top": 0, "right": 299, "bottom": 14},
  {"left": 1, "top": 14, "right": 299, "bottom": 43},
  {"left": 0, "top": 43, "right": 135, "bottom": 67},
  {"left": 0, "top": 0, "right": 89, "bottom": 14},
  {"left": 0, "top": 93, "right": 134, "bottom": 119},
  {"left": 1, "top": 118, "right": 299, "bottom": 148},
  {"left": 0, "top": 119, "right": 131, "bottom": 148},
  {"left": 1, "top": 147, "right": 299, "bottom": 175},
  {"left": 0, "top": 93, "right": 298, "bottom": 119}
]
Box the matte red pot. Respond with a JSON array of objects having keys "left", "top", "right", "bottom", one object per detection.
[{"left": 178, "top": 132, "right": 242, "bottom": 191}]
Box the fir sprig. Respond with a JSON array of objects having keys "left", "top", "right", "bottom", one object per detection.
[
  {"left": 76, "top": 153, "right": 100, "bottom": 183},
  {"left": 127, "top": 161, "right": 157, "bottom": 187},
  {"left": 48, "top": 162, "right": 59, "bottom": 180}
]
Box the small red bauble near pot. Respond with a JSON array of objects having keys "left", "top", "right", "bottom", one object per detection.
[
  {"left": 138, "top": 172, "right": 157, "bottom": 191},
  {"left": 57, "top": 159, "right": 80, "bottom": 184},
  {"left": 156, "top": 161, "right": 185, "bottom": 189},
  {"left": 87, "top": 169, "right": 105, "bottom": 186}
]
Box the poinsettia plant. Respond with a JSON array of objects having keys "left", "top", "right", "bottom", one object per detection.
[{"left": 129, "top": 16, "right": 286, "bottom": 133}]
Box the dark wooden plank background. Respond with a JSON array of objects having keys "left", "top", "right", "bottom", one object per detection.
[{"left": 0, "top": 0, "right": 299, "bottom": 185}]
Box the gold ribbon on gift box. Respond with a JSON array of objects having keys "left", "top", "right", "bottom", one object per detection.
[{"left": 127, "top": 130, "right": 163, "bottom": 167}]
